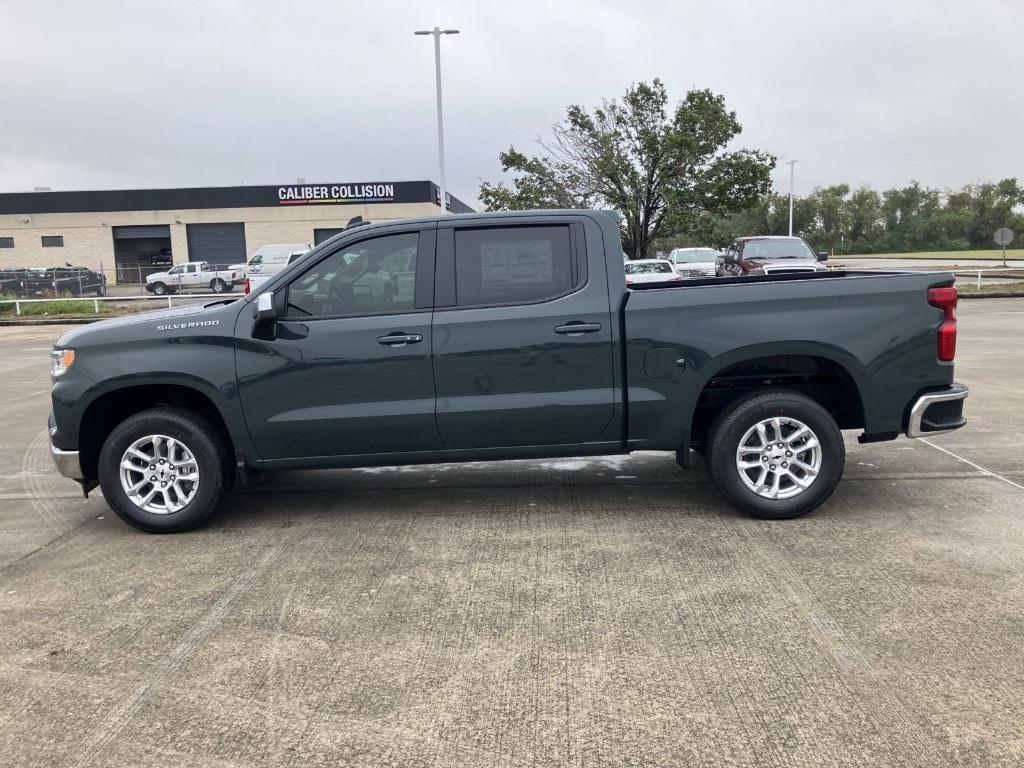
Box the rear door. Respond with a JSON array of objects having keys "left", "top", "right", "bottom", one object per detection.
[
  {"left": 235, "top": 224, "right": 440, "bottom": 460},
  {"left": 431, "top": 217, "right": 616, "bottom": 449}
]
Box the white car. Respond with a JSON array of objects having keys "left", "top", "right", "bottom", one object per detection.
[
  {"left": 230, "top": 243, "right": 311, "bottom": 274},
  {"left": 667, "top": 247, "right": 719, "bottom": 278},
  {"left": 145, "top": 262, "right": 242, "bottom": 295},
  {"left": 244, "top": 249, "right": 310, "bottom": 294},
  {"left": 624, "top": 259, "right": 683, "bottom": 286}
]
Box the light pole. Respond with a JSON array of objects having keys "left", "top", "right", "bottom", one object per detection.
[
  {"left": 414, "top": 27, "right": 459, "bottom": 214},
  {"left": 786, "top": 159, "right": 798, "bottom": 236}
]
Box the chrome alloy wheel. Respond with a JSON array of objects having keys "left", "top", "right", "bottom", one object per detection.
[
  {"left": 735, "top": 417, "right": 822, "bottom": 500},
  {"left": 119, "top": 434, "right": 200, "bottom": 514}
]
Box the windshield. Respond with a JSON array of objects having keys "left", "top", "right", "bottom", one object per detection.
[
  {"left": 742, "top": 239, "right": 815, "bottom": 260},
  {"left": 626, "top": 261, "right": 673, "bottom": 274},
  {"left": 672, "top": 249, "right": 718, "bottom": 263}
]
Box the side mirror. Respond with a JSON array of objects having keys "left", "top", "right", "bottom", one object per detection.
[
  {"left": 722, "top": 251, "right": 738, "bottom": 264},
  {"left": 816, "top": 251, "right": 829, "bottom": 262},
  {"left": 255, "top": 291, "right": 279, "bottom": 322}
]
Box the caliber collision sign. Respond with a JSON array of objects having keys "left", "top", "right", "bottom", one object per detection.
[{"left": 277, "top": 183, "right": 396, "bottom": 205}]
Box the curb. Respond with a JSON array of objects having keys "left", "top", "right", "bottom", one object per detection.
[
  {"left": 958, "top": 292, "right": 1024, "bottom": 299},
  {"left": 0, "top": 317, "right": 101, "bottom": 326}
]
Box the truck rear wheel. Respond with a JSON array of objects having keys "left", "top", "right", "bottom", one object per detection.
[
  {"left": 210, "top": 278, "right": 228, "bottom": 293},
  {"left": 97, "top": 408, "right": 233, "bottom": 533},
  {"left": 706, "top": 389, "right": 844, "bottom": 519}
]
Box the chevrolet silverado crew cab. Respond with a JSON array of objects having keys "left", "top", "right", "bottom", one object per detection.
[{"left": 48, "top": 210, "right": 967, "bottom": 532}]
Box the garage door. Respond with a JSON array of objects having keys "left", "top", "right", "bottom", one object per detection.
[
  {"left": 112, "top": 225, "right": 171, "bottom": 240},
  {"left": 186, "top": 223, "right": 246, "bottom": 266},
  {"left": 314, "top": 228, "right": 344, "bottom": 245}
]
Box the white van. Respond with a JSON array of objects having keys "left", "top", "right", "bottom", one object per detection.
[{"left": 231, "top": 243, "right": 310, "bottom": 275}]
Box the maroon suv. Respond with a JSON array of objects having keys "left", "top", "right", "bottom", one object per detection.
[{"left": 718, "top": 236, "right": 829, "bottom": 277}]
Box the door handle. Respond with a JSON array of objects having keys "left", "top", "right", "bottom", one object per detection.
[
  {"left": 554, "top": 322, "right": 602, "bottom": 336},
  {"left": 377, "top": 333, "right": 423, "bottom": 347}
]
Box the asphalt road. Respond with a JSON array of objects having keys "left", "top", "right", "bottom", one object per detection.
[{"left": 1, "top": 301, "right": 1022, "bottom": 767}]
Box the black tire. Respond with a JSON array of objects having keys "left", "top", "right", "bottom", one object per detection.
[
  {"left": 210, "top": 278, "right": 227, "bottom": 294},
  {"left": 94, "top": 283, "right": 107, "bottom": 297},
  {"left": 98, "top": 408, "right": 233, "bottom": 533},
  {"left": 706, "top": 389, "right": 844, "bottom": 520},
  {"left": 151, "top": 282, "right": 167, "bottom": 296}
]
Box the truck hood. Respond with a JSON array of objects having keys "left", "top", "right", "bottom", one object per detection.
[
  {"left": 145, "top": 271, "right": 170, "bottom": 283},
  {"left": 55, "top": 301, "right": 238, "bottom": 348}
]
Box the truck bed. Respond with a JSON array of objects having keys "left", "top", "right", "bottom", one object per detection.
[{"left": 621, "top": 267, "right": 956, "bottom": 450}]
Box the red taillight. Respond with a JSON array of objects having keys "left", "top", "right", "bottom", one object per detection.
[
  {"left": 243, "top": 277, "right": 250, "bottom": 295},
  {"left": 928, "top": 286, "right": 957, "bottom": 362}
]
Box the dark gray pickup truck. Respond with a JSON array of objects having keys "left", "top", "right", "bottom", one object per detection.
[{"left": 48, "top": 210, "right": 967, "bottom": 532}]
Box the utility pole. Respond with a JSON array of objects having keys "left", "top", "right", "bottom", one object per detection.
[
  {"left": 414, "top": 27, "right": 459, "bottom": 214},
  {"left": 786, "top": 160, "right": 798, "bottom": 236}
]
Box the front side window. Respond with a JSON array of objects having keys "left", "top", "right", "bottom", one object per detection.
[
  {"left": 453, "top": 225, "right": 574, "bottom": 306},
  {"left": 167, "top": 266, "right": 182, "bottom": 275},
  {"left": 285, "top": 232, "right": 419, "bottom": 318}
]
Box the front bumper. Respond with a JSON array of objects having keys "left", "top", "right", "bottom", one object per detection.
[
  {"left": 50, "top": 441, "right": 84, "bottom": 480},
  {"left": 906, "top": 384, "right": 968, "bottom": 439}
]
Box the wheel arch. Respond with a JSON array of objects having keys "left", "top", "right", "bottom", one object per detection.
[
  {"left": 77, "top": 379, "right": 253, "bottom": 482},
  {"left": 686, "top": 342, "right": 874, "bottom": 448}
]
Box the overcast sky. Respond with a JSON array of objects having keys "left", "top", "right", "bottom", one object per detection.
[{"left": 1, "top": 0, "right": 1020, "bottom": 205}]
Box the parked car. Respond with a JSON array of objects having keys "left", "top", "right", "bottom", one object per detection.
[
  {"left": 230, "top": 243, "right": 311, "bottom": 274},
  {"left": 0, "top": 269, "right": 23, "bottom": 295},
  {"left": 49, "top": 265, "right": 107, "bottom": 296},
  {"left": 667, "top": 247, "right": 719, "bottom": 278},
  {"left": 47, "top": 210, "right": 966, "bottom": 532},
  {"left": 624, "top": 259, "right": 683, "bottom": 285},
  {"left": 718, "top": 236, "right": 828, "bottom": 277},
  {"left": 243, "top": 249, "right": 310, "bottom": 294},
  {"left": 145, "top": 262, "right": 242, "bottom": 295},
  {"left": 0, "top": 265, "right": 106, "bottom": 297}
]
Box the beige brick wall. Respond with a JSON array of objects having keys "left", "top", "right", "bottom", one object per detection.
[{"left": 0, "top": 202, "right": 440, "bottom": 276}]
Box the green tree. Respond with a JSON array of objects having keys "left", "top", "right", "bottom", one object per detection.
[
  {"left": 845, "top": 187, "right": 884, "bottom": 252},
  {"left": 479, "top": 80, "right": 775, "bottom": 259}
]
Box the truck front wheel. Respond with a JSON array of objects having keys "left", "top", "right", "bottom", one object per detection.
[
  {"left": 97, "top": 408, "right": 233, "bottom": 533},
  {"left": 706, "top": 389, "right": 844, "bottom": 519}
]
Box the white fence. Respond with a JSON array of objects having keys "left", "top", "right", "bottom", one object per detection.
[{"left": 0, "top": 293, "right": 225, "bottom": 316}]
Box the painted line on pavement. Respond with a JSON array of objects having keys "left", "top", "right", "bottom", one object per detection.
[{"left": 921, "top": 438, "right": 1024, "bottom": 491}]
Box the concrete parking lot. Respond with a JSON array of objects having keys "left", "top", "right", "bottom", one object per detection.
[{"left": 1, "top": 300, "right": 1022, "bottom": 767}]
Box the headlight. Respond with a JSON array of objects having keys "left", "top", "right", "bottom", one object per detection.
[{"left": 50, "top": 348, "right": 75, "bottom": 377}]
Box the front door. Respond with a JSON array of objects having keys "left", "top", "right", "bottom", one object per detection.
[
  {"left": 181, "top": 264, "right": 202, "bottom": 289},
  {"left": 431, "top": 220, "right": 616, "bottom": 449},
  {"left": 235, "top": 226, "right": 440, "bottom": 461}
]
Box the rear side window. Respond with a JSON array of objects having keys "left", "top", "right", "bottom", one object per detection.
[{"left": 453, "top": 225, "right": 574, "bottom": 306}]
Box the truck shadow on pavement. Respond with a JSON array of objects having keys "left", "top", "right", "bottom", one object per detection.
[{"left": 216, "top": 452, "right": 745, "bottom": 529}]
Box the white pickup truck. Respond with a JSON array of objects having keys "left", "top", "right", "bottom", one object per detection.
[{"left": 145, "top": 262, "right": 242, "bottom": 295}]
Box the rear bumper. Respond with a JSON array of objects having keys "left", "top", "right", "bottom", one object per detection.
[{"left": 906, "top": 384, "right": 968, "bottom": 439}]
